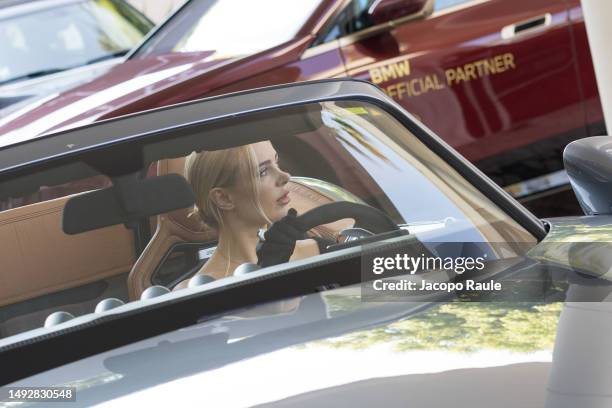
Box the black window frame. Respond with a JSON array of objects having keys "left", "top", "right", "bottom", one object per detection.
[{"left": 312, "top": 0, "right": 375, "bottom": 47}]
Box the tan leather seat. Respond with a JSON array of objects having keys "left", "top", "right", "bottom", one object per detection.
[
  {"left": 0, "top": 193, "right": 135, "bottom": 308},
  {"left": 127, "top": 157, "right": 353, "bottom": 299}
]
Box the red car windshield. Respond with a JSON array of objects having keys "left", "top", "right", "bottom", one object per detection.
[
  {"left": 0, "top": 0, "right": 152, "bottom": 85},
  {"left": 134, "top": 0, "right": 322, "bottom": 60}
]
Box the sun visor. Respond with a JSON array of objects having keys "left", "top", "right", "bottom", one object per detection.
[
  {"left": 142, "top": 104, "right": 324, "bottom": 163},
  {"left": 62, "top": 174, "right": 195, "bottom": 235}
]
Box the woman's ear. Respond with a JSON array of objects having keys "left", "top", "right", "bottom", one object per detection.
[{"left": 209, "top": 187, "right": 235, "bottom": 211}]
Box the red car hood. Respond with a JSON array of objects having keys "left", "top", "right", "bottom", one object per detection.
[{"left": 0, "top": 51, "right": 236, "bottom": 148}]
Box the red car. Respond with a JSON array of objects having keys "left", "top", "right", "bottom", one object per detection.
[{"left": 0, "top": 0, "right": 602, "bottom": 211}]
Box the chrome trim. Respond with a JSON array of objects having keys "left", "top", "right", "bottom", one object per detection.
[
  {"left": 501, "top": 13, "right": 552, "bottom": 40},
  {"left": 400, "top": 217, "right": 457, "bottom": 234},
  {"left": 338, "top": 227, "right": 374, "bottom": 242},
  {"left": 430, "top": 0, "right": 491, "bottom": 18},
  {"left": 504, "top": 169, "right": 570, "bottom": 199}
]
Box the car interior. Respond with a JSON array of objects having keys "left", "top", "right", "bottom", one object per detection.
[
  {"left": 127, "top": 155, "right": 361, "bottom": 299},
  {"left": 0, "top": 163, "right": 368, "bottom": 337},
  {"left": 0, "top": 103, "right": 382, "bottom": 337},
  {"left": 0, "top": 100, "right": 537, "bottom": 338}
]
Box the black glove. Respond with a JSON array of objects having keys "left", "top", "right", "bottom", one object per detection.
[{"left": 256, "top": 208, "right": 307, "bottom": 267}]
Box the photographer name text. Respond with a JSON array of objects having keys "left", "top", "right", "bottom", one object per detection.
[{"left": 372, "top": 279, "right": 501, "bottom": 293}]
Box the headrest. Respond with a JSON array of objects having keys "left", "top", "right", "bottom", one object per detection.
[{"left": 62, "top": 173, "right": 195, "bottom": 235}]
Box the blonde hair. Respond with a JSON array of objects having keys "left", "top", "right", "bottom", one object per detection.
[{"left": 184, "top": 145, "right": 270, "bottom": 231}]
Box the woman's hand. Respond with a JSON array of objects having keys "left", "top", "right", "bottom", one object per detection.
[{"left": 256, "top": 208, "right": 307, "bottom": 267}]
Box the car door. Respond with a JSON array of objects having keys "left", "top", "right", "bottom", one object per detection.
[{"left": 322, "top": 0, "right": 585, "bottom": 195}]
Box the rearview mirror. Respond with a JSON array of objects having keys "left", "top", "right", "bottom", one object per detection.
[
  {"left": 368, "top": 0, "right": 434, "bottom": 26},
  {"left": 564, "top": 136, "right": 612, "bottom": 215}
]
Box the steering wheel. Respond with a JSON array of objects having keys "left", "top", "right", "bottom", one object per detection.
[
  {"left": 297, "top": 201, "right": 399, "bottom": 237},
  {"left": 253, "top": 202, "right": 400, "bottom": 269}
]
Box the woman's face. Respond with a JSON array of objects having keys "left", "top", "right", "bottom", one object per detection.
[{"left": 230, "top": 141, "right": 291, "bottom": 226}]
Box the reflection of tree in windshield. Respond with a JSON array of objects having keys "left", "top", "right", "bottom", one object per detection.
[
  {"left": 334, "top": 118, "right": 388, "bottom": 163},
  {"left": 316, "top": 301, "right": 562, "bottom": 353},
  {"left": 321, "top": 107, "right": 395, "bottom": 167}
]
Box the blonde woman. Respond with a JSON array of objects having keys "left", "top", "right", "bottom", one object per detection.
[{"left": 176, "top": 141, "right": 321, "bottom": 287}]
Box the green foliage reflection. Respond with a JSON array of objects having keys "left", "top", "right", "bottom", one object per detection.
[{"left": 317, "top": 302, "right": 562, "bottom": 353}]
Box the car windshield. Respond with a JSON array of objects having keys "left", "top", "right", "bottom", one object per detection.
[
  {"left": 0, "top": 0, "right": 152, "bottom": 85},
  {"left": 0, "top": 98, "right": 537, "bottom": 339},
  {"left": 134, "top": 0, "right": 322, "bottom": 59}
]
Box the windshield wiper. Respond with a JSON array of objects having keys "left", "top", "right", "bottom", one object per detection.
[
  {"left": 1, "top": 68, "right": 68, "bottom": 86},
  {"left": 0, "top": 50, "right": 130, "bottom": 86},
  {"left": 84, "top": 49, "right": 130, "bottom": 66}
]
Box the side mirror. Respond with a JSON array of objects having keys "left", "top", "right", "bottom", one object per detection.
[
  {"left": 564, "top": 136, "right": 612, "bottom": 215},
  {"left": 368, "top": 0, "right": 434, "bottom": 26}
]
